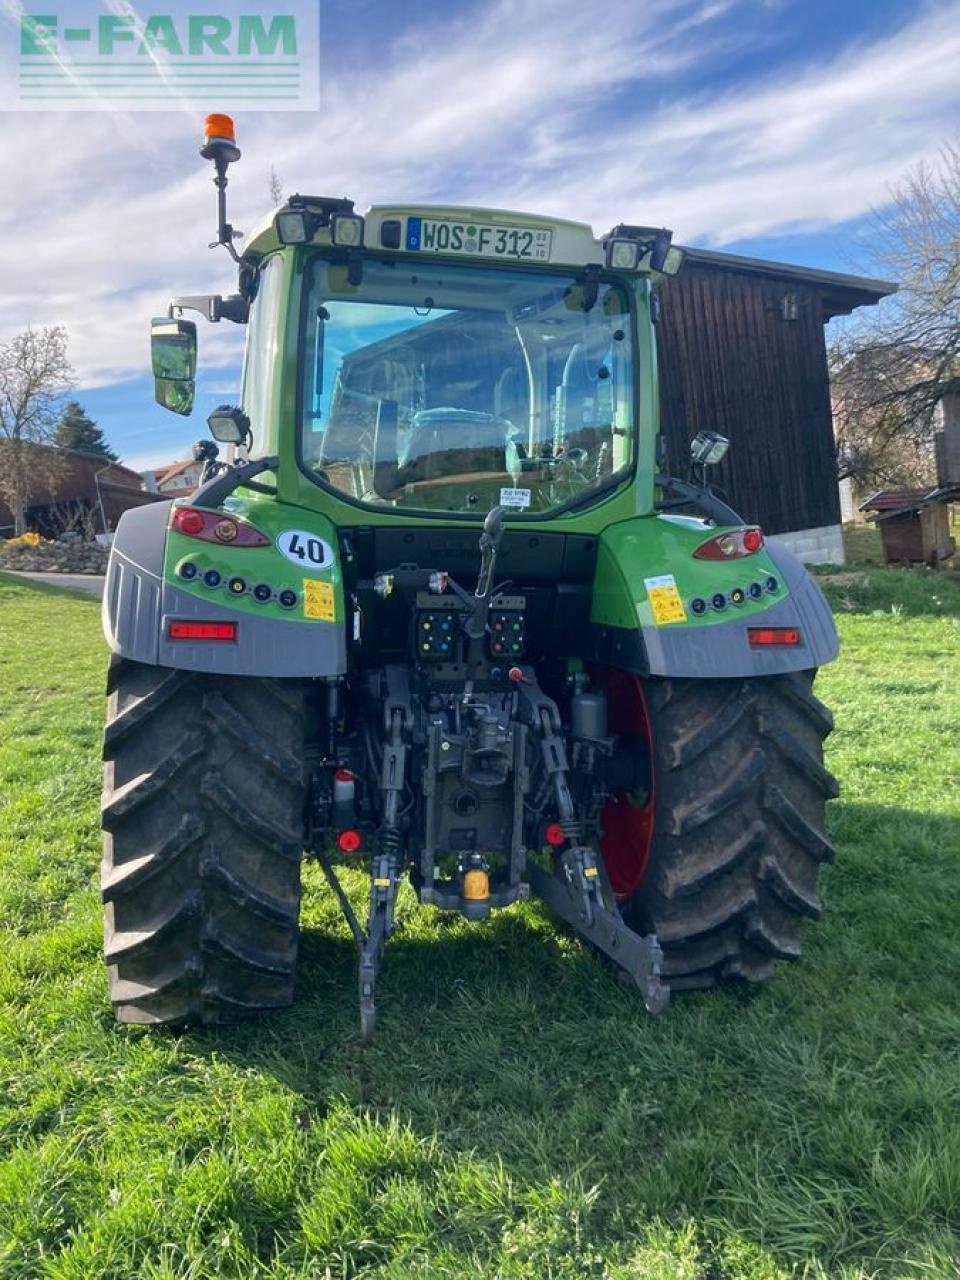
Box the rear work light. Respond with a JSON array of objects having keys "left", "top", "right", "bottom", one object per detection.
[
  {"left": 170, "top": 506, "right": 270, "bottom": 547},
  {"left": 748, "top": 627, "right": 801, "bottom": 647},
  {"left": 168, "top": 621, "right": 237, "bottom": 641},
  {"left": 694, "top": 527, "right": 765, "bottom": 560}
]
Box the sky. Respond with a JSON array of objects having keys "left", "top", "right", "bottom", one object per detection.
[{"left": 1, "top": 0, "right": 959, "bottom": 472}]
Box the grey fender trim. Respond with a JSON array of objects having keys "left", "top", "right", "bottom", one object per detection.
[
  {"left": 102, "top": 501, "right": 171, "bottom": 665},
  {"left": 102, "top": 499, "right": 347, "bottom": 677},
  {"left": 158, "top": 581, "right": 347, "bottom": 676},
  {"left": 639, "top": 542, "right": 839, "bottom": 678}
]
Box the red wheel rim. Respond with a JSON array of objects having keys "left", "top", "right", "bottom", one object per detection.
[{"left": 591, "top": 667, "right": 655, "bottom": 898}]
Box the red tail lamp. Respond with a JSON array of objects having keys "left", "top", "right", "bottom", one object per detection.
[
  {"left": 168, "top": 621, "right": 237, "bottom": 641},
  {"left": 748, "top": 627, "right": 801, "bottom": 647},
  {"left": 694, "top": 528, "right": 764, "bottom": 559},
  {"left": 337, "top": 829, "right": 362, "bottom": 853},
  {"left": 544, "top": 822, "right": 566, "bottom": 848},
  {"left": 170, "top": 506, "right": 269, "bottom": 547}
]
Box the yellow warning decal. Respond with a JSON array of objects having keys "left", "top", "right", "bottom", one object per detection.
[
  {"left": 303, "top": 578, "right": 335, "bottom": 621},
  {"left": 644, "top": 574, "right": 687, "bottom": 626},
  {"left": 584, "top": 866, "right": 599, "bottom": 878}
]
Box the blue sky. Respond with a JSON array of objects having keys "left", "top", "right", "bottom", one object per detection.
[{"left": 2, "top": 0, "right": 959, "bottom": 472}]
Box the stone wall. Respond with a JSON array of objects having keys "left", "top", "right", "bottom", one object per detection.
[{"left": 0, "top": 539, "right": 109, "bottom": 575}]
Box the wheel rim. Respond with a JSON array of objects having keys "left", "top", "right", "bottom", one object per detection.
[{"left": 591, "top": 667, "right": 655, "bottom": 898}]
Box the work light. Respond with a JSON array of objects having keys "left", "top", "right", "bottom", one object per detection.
[
  {"left": 689, "top": 430, "right": 729, "bottom": 467},
  {"left": 275, "top": 211, "right": 313, "bottom": 244},
  {"left": 331, "top": 213, "right": 364, "bottom": 247},
  {"left": 606, "top": 238, "right": 640, "bottom": 270}
]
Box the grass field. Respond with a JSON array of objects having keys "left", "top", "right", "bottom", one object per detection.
[{"left": 0, "top": 566, "right": 958, "bottom": 1279}]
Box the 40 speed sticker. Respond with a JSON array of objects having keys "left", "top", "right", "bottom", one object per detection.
[{"left": 276, "top": 529, "right": 335, "bottom": 570}]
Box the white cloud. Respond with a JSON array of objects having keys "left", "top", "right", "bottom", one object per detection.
[{"left": 0, "top": 0, "right": 958, "bottom": 393}]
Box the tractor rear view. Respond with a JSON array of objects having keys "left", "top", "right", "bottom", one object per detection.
[{"left": 101, "top": 115, "right": 838, "bottom": 1037}]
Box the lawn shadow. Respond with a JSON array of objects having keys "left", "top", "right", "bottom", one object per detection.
[
  {"left": 183, "top": 797, "right": 960, "bottom": 1120},
  {"left": 159, "top": 800, "right": 960, "bottom": 1274}
]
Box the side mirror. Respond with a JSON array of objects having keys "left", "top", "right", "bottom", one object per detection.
[
  {"left": 151, "top": 318, "right": 197, "bottom": 416},
  {"left": 207, "top": 404, "right": 250, "bottom": 444},
  {"left": 690, "top": 430, "right": 729, "bottom": 467}
]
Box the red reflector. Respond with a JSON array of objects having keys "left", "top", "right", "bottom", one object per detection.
[
  {"left": 337, "top": 829, "right": 361, "bottom": 853},
  {"left": 545, "top": 822, "right": 566, "bottom": 847},
  {"left": 748, "top": 627, "right": 801, "bottom": 647},
  {"left": 173, "top": 508, "right": 205, "bottom": 536},
  {"left": 742, "top": 527, "right": 764, "bottom": 553},
  {"left": 334, "top": 768, "right": 354, "bottom": 783},
  {"left": 168, "top": 621, "right": 237, "bottom": 641}
]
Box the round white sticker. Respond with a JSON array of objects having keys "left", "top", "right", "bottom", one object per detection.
[{"left": 276, "top": 530, "right": 335, "bottom": 570}]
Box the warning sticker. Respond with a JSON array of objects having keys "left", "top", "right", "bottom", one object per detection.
[
  {"left": 499, "top": 487, "right": 531, "bottom": 508},
  {"left": 303, "top": 578, "right": 336, "bottom": 622},
  {"left": 643, "top": 574, "right": 687, "bottom": 626}
]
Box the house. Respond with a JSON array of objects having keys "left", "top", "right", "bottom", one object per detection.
[
  {"left": 657, "top": 249, "right": 896, "bottom": 563},
  {"left": 0, "top": 448, "right": 162, "bottom": 538},
  {"left": 142, "top": 458, "right": 204, "bottom": 498}
]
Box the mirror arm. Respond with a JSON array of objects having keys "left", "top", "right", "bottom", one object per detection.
[
  {"left": 655, "top": 474, "right": 743, "bottom": 526},
  {"left": 192, "top": 455, "right": 279, "bottom": 509},
  {"left": 168, "top": 294, "right": 249, "bottom": 325}
]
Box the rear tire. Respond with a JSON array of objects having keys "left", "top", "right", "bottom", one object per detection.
[
  {"left": 101, "top": 657, "right": 306, "bottom": 1025},
  {"left": 621, "top": 672, "right": 838, "bottom": 990}
]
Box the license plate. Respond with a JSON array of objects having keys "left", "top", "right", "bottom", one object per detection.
[{"left": 407, "top": 217, "right": 552, "bottom": 261}]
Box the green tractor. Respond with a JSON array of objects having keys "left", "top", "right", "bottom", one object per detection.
[{"left": 101, "top": 115, "right": 839, "bottom": 1037}]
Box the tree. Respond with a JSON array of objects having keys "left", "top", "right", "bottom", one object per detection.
[
  {"left": 268, "top": 165, "right": 283, "bottom": 207},
  {"left": 0, "top": 327, "right": 73, "bottom": 534},
  {"left": 831, "top": 141, "right": 960, "bottom": 492},
  {"left": 53, "top": 400, "right": 118, "bottom": 461}
]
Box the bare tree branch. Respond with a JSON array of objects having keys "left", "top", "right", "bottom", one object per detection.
[
  {"left": 0, "top": 327, "right": 74, "bottom": 534},
  {"left": 832, "top": 140, "right": 960, "bottom": 491}
]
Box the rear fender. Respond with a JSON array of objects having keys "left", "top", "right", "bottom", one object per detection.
[
  {"left": 588, "top": 515, "right": 839, "bottom": 678},
  {"left": 103, "top": 498, "right": 347, "bottom": 677}
]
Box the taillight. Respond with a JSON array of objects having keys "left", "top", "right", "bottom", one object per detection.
[
  {"left": 168, "top": 621, "right": 237, "bottom": 641},
  {"left": 170, "top": 506, "right": 270, "bottom": 547},
  {"left": 337, "top": 829, "right": 362, "bottom": 853},
  {"left": 748, "top": 627, "right": 801, "bottom": 647},
  {"left": 694, "top": 527, "right": 764, "bottom": 559}
]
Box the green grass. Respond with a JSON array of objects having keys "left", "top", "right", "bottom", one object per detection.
[
  {"left": 837, "top": 523, "right": 886, "bottom": 567},
  {"left": 0, "top": 567, "right": 958, "bottom": 1279}
]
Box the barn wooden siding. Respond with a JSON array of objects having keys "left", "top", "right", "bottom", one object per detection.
[{"left": 655, "top": 257, "right": 891, "bottom": 535}]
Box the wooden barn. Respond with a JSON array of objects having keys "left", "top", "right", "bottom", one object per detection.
[{"left": 657, "top": 249, "right": 895, "bottom": 563}]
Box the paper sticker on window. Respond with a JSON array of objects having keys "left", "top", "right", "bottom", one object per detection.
[
  {"left": 499, "top": 487, "right": 531, "bottom": 508},
  {"left": 303, "top": 578, "right": 335, "bottom": 621},
  {"left": 643, "top": 574, "right": 687, "bottom": 626}
]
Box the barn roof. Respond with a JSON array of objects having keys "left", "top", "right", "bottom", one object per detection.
[{"left": 679, "top": 247, "right": 897, "bottom": 320}]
